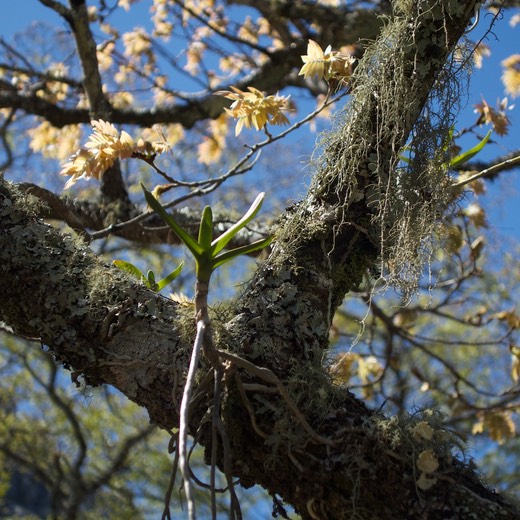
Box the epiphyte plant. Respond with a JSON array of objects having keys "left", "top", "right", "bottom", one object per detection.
[
  {"left": 113, "top": 259, "right": 184, "bottom": 292},
  {"left": 141, "top": 184, "right": 272, "bottom": 287},
  {"left": 141, "top": 185, "right": 272, "bottom": 520}
]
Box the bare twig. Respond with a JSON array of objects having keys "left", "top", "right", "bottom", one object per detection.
[
  {"left": 451, "top": 154, "right": 520, "bottom": 189},
  {"left": 38, "top": 0, "right": 73, "bottom": 22}
]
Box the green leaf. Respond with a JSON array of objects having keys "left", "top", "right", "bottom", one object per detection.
[
  {"left": 156, "top": 261, "right": 185, "bottom": 291},
  {"left": 212, "top": 236, "right": 272, "bottom": 270},
  {"left": 212, "top": 192, "right": 265, "bottom": 255},
  {"left": 198, "top": 206, "right": 213, "bottom": 250},
  {"left": 449, "top": 130, "right": 492, "bottom": 169},
  {"left": 147, "top": 270, "right": 157, "bottom": 291},
  {"left": 142, "top": 183, "right": 204, "bottom": 258},
  {"left": 399, "top": 145, "right": 411, "bottom": 164},
  {"left": 113, "top": 260, "right": 147, "bottom": 284}
]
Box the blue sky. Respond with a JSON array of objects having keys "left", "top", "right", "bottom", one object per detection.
[{"left": 1, "top": 1, "right": 519, "bottom": 245}]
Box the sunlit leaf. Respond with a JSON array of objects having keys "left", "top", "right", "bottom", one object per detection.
[
  {"left": 212, "top": 236, "right": 272, "bottom": 270},
  {"left": 113, "top": 259, "right": 147, "bottom": 285},
  {"left": 198, "top": 206, "right": 213, "bottom": 250},
  {"left": 142, "top": 183, "right": 204, "bottom": 258},
  {"left": 211, "top": 192, "right": 266, "bottom": 255},
  {"left": 155, "top": 261, "right": 185, "bottom": 291},
  {"left": 147, "top": 270, "right": 157, "bottom": 290},
  {"left": 448, "top": 130, "right": 492, "bottom": 168}
]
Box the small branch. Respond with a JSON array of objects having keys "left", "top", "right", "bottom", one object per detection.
[
  {"left": 17, "top": 183, "right": 91, "bottom": 240},
  {"left": 451, "top": 154, "right": 520, "bottom": 189},
  {"left": 0, "top": 61, "right": 83, "bottom": 89},
  {"left": 173, "top": 0, "right": 271, "bottom": 55},
  {"left": 39, "top": 0, "right": 73, "bottom": 22}
]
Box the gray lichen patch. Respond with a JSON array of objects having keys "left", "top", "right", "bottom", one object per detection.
[
  {"left": 1, "top": 179, "right": 94, "bottom": 342},
  {"left": 0, "top": 178, "right": 189, "bottom": 423}
]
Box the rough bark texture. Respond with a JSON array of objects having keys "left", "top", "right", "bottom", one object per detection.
[{"left": 2, "top": 1, "right": 520, "bottom": 518}]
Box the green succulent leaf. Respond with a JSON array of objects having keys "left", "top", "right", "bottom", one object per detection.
[
  {"left": 113, "top": 259, "right": 183, "bottom": 292},
  {"left": 147, "top": 270, "right": 157, "bottom": 291},
  {"left": 142, "top": 183, "right": 204, "bottom": 258},
  {"left": 448, "top": 130, "right": 492, "bottom": 169},
  {"left": 212, "top": 236, "right": 272, "bottom": 270},
  {"left": 211, "top": 192, "right": 265, "bottom": 255},
  {"left": 198, "top": 206, "right": 213, "bottom": 250},
  {"left": 155, "top": 261, "right": 185, "bottom": 291},
  {"left": 143, "top": 185, "right": 270, "bottom": 284},
  {"left": 113, "top": 260, "right": 148, "bottom": 285},
  {"left": 399, "top": 145, "right": 411, "bottom": 164}
]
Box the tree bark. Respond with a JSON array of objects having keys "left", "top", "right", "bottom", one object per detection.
[{"left": 1, "top": 1, "right": 519, "bottom": 518}]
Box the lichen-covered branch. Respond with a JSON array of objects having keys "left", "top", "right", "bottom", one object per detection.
[
  {"left": 1, "top": 177, "right": 518, "bottom": 518},
  {"left": 15, "top": 182, "right": 270, "bottom": 248}
]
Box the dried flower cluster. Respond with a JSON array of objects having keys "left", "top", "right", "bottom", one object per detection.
[
  {"left": 215, "top": 86, "right": 290, "bottom": 135},
  {"left": 473, "top": 97, "right": 513, "bottom": 136},
  {"left": 60, "top": 120, "right": 170, "bottom": 188}
]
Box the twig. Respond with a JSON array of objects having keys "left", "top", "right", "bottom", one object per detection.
[
  {"left": 451, "top": 154, "right": 520, "bottom": 189},
  {"left": 90, "top": 89, "right": 343, "bottom": 241}
]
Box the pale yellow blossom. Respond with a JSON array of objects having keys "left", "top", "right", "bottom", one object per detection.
[
  {"left": 28, "top": 121, "right": 81, "bottom": 161},
  {"left": 473, "top": 43, "right": 491, "bottom": 69},
  {"left": 215, "top": 86, "right": 290, "bottom": 135},
  {"left": 185, "top": 42, "right": 206, "bottom": 75},
  {"left": 502, "top": 54, "right": 520, "bottom": 98},
  {"left": 474, "top": 97, "right": 512, "bottom": 136},
  {"left": 299, "top": 39, "right": 355, "bottom": 84},
  {"left": 60, "top": 120, "right": 172, "bottom": 188},
  {"left": 198, "top": 113, "right": 228, "bottom": 165}
]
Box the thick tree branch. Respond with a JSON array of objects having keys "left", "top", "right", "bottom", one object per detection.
[
  {"left": 39, "top": 0, "right": 73, "bottom": 23},
  {"left": 15, "top": 182, "right": 270, "bottom": 248},
  {"left": 228, "top": 0, "right": 388, "bottom": 45},
  {"left": 1, "top": 176, "right": 518, "bottom": 518}
]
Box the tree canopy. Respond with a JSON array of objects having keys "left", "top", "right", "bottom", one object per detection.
[{"left": 1, "top": 0, "right": 520, "bottom": 518}]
